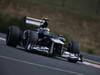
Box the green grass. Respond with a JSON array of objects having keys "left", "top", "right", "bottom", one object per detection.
[
  {"left": 0, "top": 0, "right": 99, "bottom": 16},
  {"left": 87, "top": 48, "right": 96, "bottom": 54},
  {"left": 0, "top": 11, "right": 24, "bottom": 33}
]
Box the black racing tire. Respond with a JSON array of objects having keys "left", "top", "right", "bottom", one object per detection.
[
  {"left": 6, "top": 26, "right": 21, "bottom": 47},
  {"left": 68, "top": 40, "right": 80, "bottom": 54}
]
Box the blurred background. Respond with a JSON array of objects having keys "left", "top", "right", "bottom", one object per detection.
[{"left": 0, "top": 0, "right": 100, "bottom": 55}]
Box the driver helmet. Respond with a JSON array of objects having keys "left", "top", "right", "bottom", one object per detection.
[{"left": 41, "top": 17, "right": 49, "bottom": 28}]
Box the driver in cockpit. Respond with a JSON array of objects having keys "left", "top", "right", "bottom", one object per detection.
[{"left": 38, "top": 18, "right": 50, "bottom": 36}]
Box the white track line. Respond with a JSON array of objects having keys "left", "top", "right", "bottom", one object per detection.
[
  {"left": 84, "top": 58, "right": 100, "bottom": 65},
  {"left": 0, "top": 55, "right": 83, "bottom": 75},
  {"left": 83, "top": 61, "right": 100, "bottom": 69}
]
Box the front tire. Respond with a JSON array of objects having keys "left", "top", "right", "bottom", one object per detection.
[{"left": 67, "top": 40, "right": 80, "bottom": 54}]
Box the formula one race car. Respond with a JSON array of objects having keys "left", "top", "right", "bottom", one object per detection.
[
  {"left": 6, "top": 16, "right": 65, "bottom": 56},
  {"left": 62, "top": 40, "right": 83, "bottom": 63},
  {"left": 6, "top": 16, "right": 83, "bottom": 62}
]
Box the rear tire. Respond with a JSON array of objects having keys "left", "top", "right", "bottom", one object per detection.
[{"left": 6, "top": 26, "right": 21, "bottom": 47}]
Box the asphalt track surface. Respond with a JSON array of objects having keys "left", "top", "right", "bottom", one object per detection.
[
  {"left": 0, "top": 33, "right": 100, "bottom": 75},
  {"left": 82, "top": 53, "right": 100, "bottom": 63}
]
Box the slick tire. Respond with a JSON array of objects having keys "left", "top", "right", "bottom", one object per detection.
[
  {"left": 6, "top": 26, "right": 21, "bottom": 47},
  {"left": 68, "top": 40, "right": 80, "bottom": 54}
]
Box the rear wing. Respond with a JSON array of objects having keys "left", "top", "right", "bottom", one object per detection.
[{"left": 24, "top": 16, "right": 45, "bottom": 27}]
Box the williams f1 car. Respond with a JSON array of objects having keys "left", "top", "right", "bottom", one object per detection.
[{"left": 6, "top": 16, "right": 83, "bottom": 63}]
